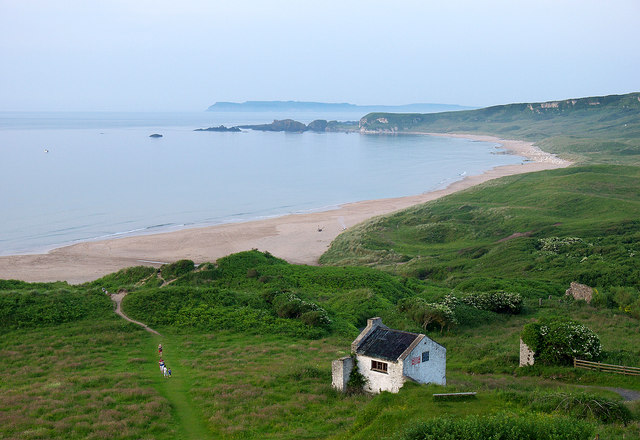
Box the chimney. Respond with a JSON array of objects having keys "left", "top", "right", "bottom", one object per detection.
[{"left": 351, "top": 317, "right": 385, "bottom": 353}]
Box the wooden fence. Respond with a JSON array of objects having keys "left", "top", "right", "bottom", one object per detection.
[{"left": 574, "top": 358, "right": 640, "bottom": 376}]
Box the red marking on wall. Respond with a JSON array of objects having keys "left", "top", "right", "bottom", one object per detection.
[{"left": 411, "top": 356, "right": 421, "bottom": 366}]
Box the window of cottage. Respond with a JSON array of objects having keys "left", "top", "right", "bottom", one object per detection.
[
  {"left": 371, "top": 360, "right": 388, "bottom": 373},
  {"left": 422, "top": 351, "right": 430, "bottom": 362}
]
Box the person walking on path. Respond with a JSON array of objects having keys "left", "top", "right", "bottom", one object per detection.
[
  {"left": 167, "top": 368, "right": 172, "bottom": 378},
  {"left": 159, "top": 359, "right": 165, "bottom": 373},
  {"left": 158, "top": 344, "right": 163, "bottom": 357}
]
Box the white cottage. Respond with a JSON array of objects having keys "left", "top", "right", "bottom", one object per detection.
[{"left": 332, "top": 317, "right": 446, "bottom": 394}]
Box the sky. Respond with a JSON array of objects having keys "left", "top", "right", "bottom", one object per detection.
[{"left": 0, "top": 0, "right": 638, "bottom": 111}]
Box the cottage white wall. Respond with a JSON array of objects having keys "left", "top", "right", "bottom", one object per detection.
[
  {"left": 402, "top": 338, "right": 446, "bottom": 386},
  {"left": 356, "top": 354, "right": 405, "bottom": 394}
]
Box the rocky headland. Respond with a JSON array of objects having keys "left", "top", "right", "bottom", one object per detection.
[
  {"left": 194, "top": 125, "right": 241, "bottom": 132},
  {"left": 238, "top": 119, "right": 358, "bottom": 133}
]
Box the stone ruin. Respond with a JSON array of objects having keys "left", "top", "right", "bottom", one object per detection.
[
  {"left": 519, "top": 339, "right": 535, "bottom": 367},
  {"left": 565, "top": 282, "right": 593, "bottom": 304}
]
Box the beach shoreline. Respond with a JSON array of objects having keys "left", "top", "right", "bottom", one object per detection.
[{"left": 0, "top": 134, "right": 572, "bottom": 284}]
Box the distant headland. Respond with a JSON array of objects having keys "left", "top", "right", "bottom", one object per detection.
[
  {"left": 195, "top": 119, "right": 359, "bottom": 133},
  {"left": 206, "top": 101, "right": 473, "bottom": 113}
]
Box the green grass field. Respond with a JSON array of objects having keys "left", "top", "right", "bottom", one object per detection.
[{"left": 2, "top": 252, "right": 639, "bottom": 439}]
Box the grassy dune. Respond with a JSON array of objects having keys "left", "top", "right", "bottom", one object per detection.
[{"left": 321, "top": 165, "right": 640, "bottom": 295}]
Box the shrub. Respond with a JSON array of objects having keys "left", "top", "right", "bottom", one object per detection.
[
  {"left": 346, "top": 357, "right": 368, "bottom": 394},
  {"left": 591, "top": 288, "right": 616, "bottom": 308},
  {"left": 272, "top": 293, "right": 331, "bottom": 328},
  {"left": 398, "top": 297, "right": 457, "bottom": 332},
  {"left": 531, "top": 391, "right": 634, "bottom": 425},
  {"left": 521, "top": 318, "right": 601, "bottom": 365},
  {"left": 300, "top": 311, "right": 328, "bottom": 327},
  {"left": 520, "top": 322, "right": 542, "bottom": 352},
  {"left": 161, "top": 260, "right": 195, "bottom": 279},
  {"left": 87, "top": 266, "right": 156, "bottom": 290},
  {"left": 460, "top": 291, "right": 523, "bottom": 314},
  {"left": 611, "top": 286, "right": 639, "bottom": 309},
  {"left": 0, "top": 288, "right": 111, "bottom": 329},
  {"left": 400, "top": 413, "right": 594, "bottom": 440},
  {"left": 591, "top": 286, "right": 640, "bottom": 319},
  {"left": 539, "top": 236, "right": 588, "bottom": 254}
]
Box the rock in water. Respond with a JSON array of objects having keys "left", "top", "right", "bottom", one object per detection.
[
  {"left": 194, "top": 125, "right": 241, "bottom": 132},
  {"left": 307, "top": 120, "right": 328, "bottom": 132}
]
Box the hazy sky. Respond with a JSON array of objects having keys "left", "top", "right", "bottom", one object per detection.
[{"left": 1, "top": 0, "right": 638, "bottom": 111}]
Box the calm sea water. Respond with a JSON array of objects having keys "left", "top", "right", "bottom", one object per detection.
[{"left": 0, "top": 112, "right": 524, "bottom": 255}]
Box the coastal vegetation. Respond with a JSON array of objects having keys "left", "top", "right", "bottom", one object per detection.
[
  {"left": 2, "top": 249, "right": 639, "bottom": 439},
  {"left": 2, "top": 92, "right": 640, "bottom": 438},
  {"left": 321, "top": 165, "right": 640, "bottom": 295},
  {"left": 360, "top": 92, "right": 640, "bottom": 164}
]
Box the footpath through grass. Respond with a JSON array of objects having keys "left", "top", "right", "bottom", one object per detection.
[{"left": 147, "top": 334, "right": 213, "bottom": 440}]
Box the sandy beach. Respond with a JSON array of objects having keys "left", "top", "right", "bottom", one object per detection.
[{"left": 0, "top": 134, "right": 572, "bottom": 284}]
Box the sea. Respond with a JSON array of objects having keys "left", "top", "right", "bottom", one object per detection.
[{"left": 0, "top": 111, "right": 525, "bottom": 256}]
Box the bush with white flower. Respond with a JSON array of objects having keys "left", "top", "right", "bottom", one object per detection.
[
  {"left": 460, "top": 291, "right": 523, "bottom": 314},
  {"left": 521, "top": 318, "right": 601, "bottom": 365},
  {"left": 398, "top": 297, "right": 457, "bottom": 332}
]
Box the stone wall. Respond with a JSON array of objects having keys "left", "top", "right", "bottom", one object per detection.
[
  {"left": 331, "top": 356, "right": 354, "bottom": 392},
  {"left": 565, "top": 282, "right": 593, "bottom": 303},
  {"left": 519, "top": 339, "right": 535, "bottom": 367}
]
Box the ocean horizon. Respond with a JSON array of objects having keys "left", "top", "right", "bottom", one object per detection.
[{"left": 0, "top": 111, "right": 524, "bottom": 256}]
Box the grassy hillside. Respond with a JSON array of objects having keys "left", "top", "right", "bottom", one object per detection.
[
  {"left": 321, "top": 165, "right": 640, "bottom": 294},
  {"left": 2, "top": 251, "right": 640, "bottom": 439},
  {"left": 360, "top": 92, "right": 640, "bottom": 164}
]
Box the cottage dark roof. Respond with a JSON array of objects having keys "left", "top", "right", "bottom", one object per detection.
[{"left": 355, "top": 327, "right": 421, "bottom": 361}]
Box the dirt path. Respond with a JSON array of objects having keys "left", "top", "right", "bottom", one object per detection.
[
  {"left": 606, "top": 387, "right": 640, "bottom": 402},
  {"left": 110, "top": 291, "right": 161, "bottom": 335}
]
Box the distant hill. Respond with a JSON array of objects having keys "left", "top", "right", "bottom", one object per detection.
[
  {"left": 360, "top": 92, "right": 640, "bottom": 164},
  {"left": 206, "top": 100, "right": 472, "bottom": 113}
]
